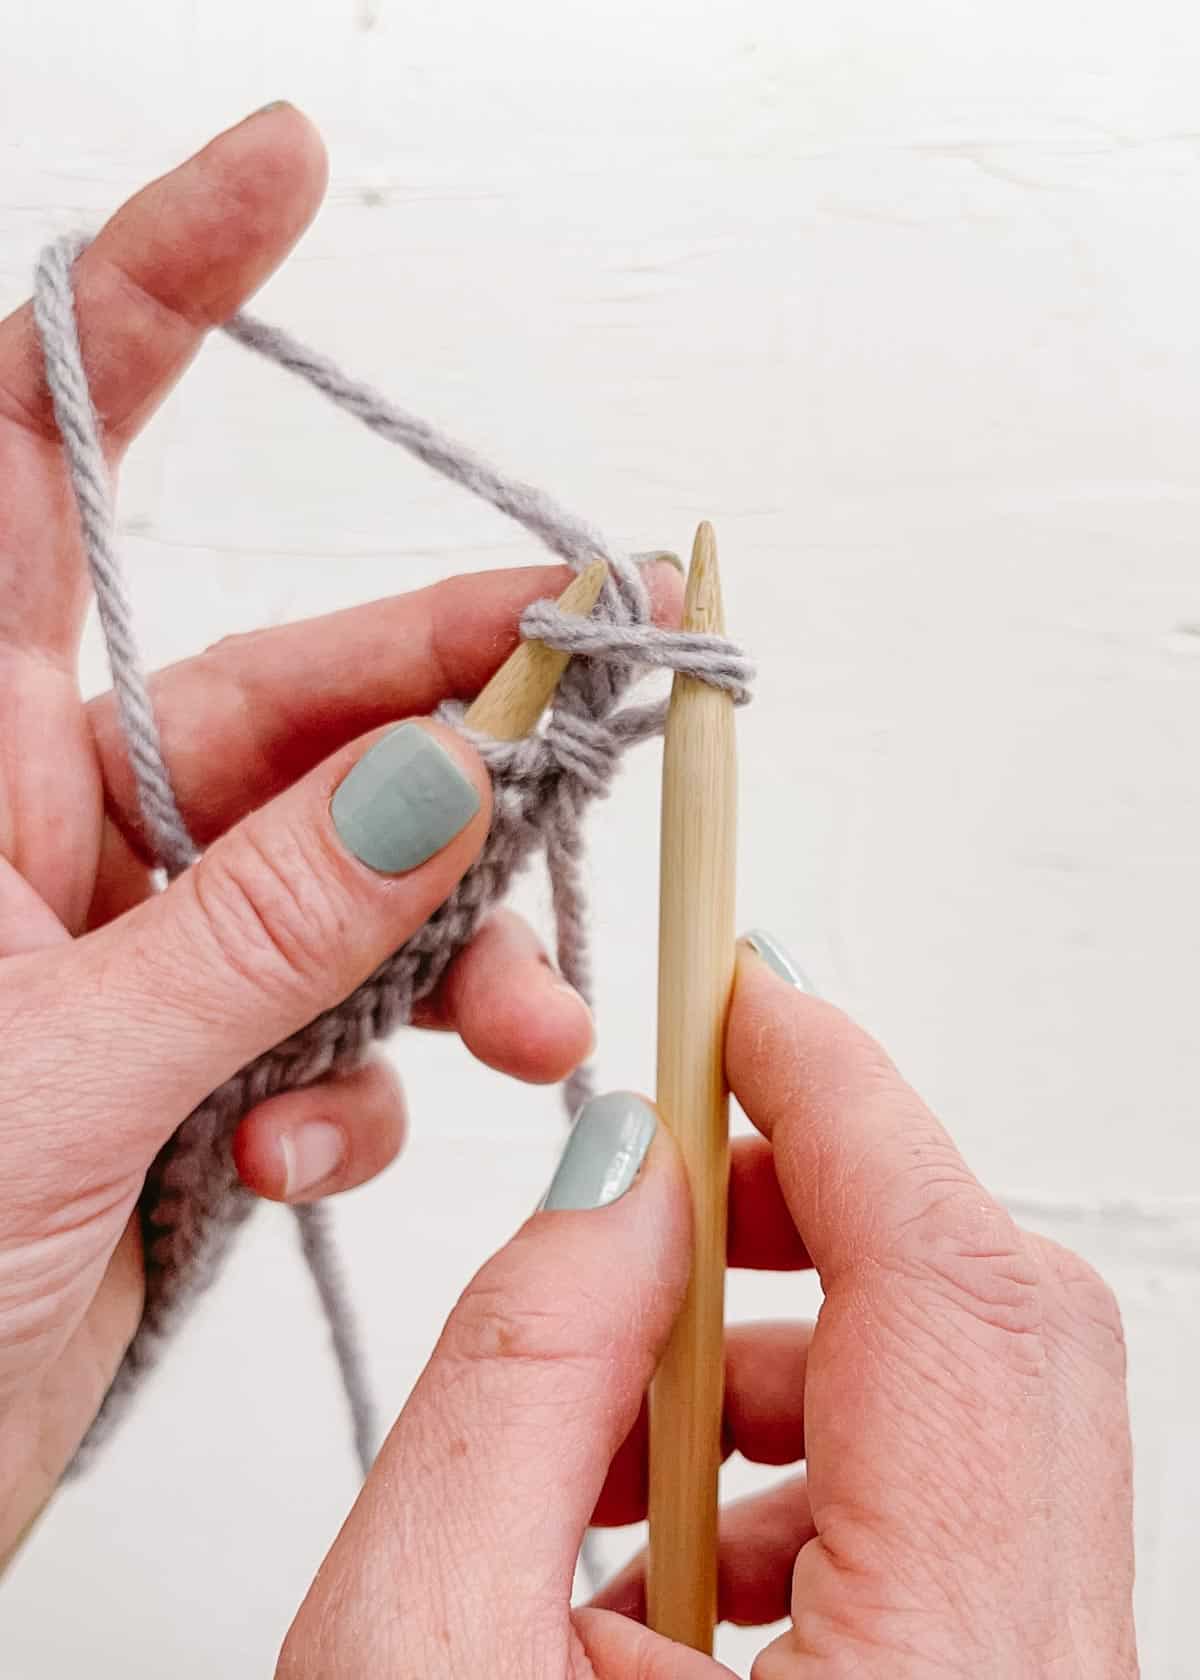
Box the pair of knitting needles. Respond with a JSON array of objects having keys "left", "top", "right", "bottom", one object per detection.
[{"left": 475, "top": 526, "right": 733, "bottom": 1656}]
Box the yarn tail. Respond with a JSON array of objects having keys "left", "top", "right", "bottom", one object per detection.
[
  {"left": 542, "top": 798, "right": 612, "bottom": 1597},
  {"left": 292, "top": 1201, "right": 377, "bottom": 1475}
]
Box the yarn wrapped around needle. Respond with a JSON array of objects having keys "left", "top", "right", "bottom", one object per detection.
[{"left": 31, "top": 233, "right": 753, "bottom": 1493}]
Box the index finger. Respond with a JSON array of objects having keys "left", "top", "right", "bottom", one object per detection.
[
  {"left": 0, "top": 102, "right": 326, "bottom": 449},
  {"left": 0, "top": 103, "right": 326, "bottom": 664},
  {"left": 728, "top": 940, "right": 1024, "bottom": 1296},
  {"left": 88, "top": 557, "right": 685, "bottom": 858}
]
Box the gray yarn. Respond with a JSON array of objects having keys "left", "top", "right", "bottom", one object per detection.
[
  {"left": 32, "top": 236, "right": 753, "bottom": 1523},
  {"left": 33, "top": 240, "right": 198, "bottom": 879}
]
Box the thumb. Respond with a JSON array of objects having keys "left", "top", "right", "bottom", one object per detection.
[
  {"left": 39, "top": 720, "right": 489, "bottom": 1162},
  {"left": 278, "top": 1094, "right": 695, "bottom": 1678}
]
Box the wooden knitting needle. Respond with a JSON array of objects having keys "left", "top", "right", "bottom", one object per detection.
[
  {"left": 647, "top": 522, "right": 737, "bottom": 1654},
  {"left": 0, "top": 560, "right": 610, "bottom": 1585},
  {"left": 464, "top": 559, "right": 608, "bottom": 738}
]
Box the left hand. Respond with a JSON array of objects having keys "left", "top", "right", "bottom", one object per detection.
[{"left": 0, "top": 103, "right": 681, "bottom": 1547}]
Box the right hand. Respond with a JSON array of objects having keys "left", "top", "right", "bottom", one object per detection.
[
  {"left": 596, "top": 934, "right": 1139, "bottom": 1675},
  {"left": 278, "top": 932, "right": 1138, "bottom": 1677}
]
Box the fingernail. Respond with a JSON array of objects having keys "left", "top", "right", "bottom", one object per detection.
[
  {"left": 232, "top": 101, "right": 294, "bottom": 136},
  {"left": 635, "top": 549, "right": 685, "bottom": 576},
  {"left": 741, "top": 929, "right": 815, "bottom": 991},
  {"left": 549, "top": 975, "right": 598, "bottom": 1055},
  {"left": 280, "top": 1121, "right": 344, "bottom": 1197},
  {"left": 542, "top": 1091, "right": 657, "bottom": 1211},
  {"left": 331, "top": 724, "right": 480, "bottom": 874}
]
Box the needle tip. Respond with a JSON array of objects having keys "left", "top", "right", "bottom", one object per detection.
[
  {"left": 462, "top": 559, "right": 608, "bottom": 739},
  {"left": 683, "top": 522, "right": 724, "bottom": 634}
]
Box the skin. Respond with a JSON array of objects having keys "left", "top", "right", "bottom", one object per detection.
[
  {"left": 0, "top": 104, "right": 679, "bottom": 1552},
  {"left": 278, "top": 952, "right": 1138, "bottom": 1678},
  {"left": 1, "top": 106, "right": 1137, "bottom": 1675}
]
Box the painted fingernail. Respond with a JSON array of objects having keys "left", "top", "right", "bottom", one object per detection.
[
  {"left": 741, "top": 929, "right": 815, "bottom": 992},
  {"left": 331, "top": 724, "right": 480, "bottom": 874},
  {"left": 542, "top": 1091, "right": 657, "bottom": 1211},
  {"left": 281, "top": 1121, "right": 345, "bottom": 1197}
]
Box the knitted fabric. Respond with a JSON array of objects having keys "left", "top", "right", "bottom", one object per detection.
[{"left": 32, "top": 233, "right": 753, "bottom": 1482}]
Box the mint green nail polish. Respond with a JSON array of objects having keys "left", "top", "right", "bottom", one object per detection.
[
  {"left": 542, "top": 1091, "right": 658, "bottom": 1211},
  {"left": 331, "top": 724, "right": 480, "bottom": 874},
  {"left": 742, "top": 929, "right": 815, "bottom": 992}
]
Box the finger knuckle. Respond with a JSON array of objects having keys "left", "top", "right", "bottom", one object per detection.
[
  {"left": 443, "top": 1272, "right": 605, "bottom": 1398},
  {"left": 201, "top": 627, "right": 268, "bottom": 664},
  {"left": 274, "top": 1629, "right": 310, "bottom": 1680},
  {"left": 189, "top": 823, "right": 354, "bottom": 1007},
  {"left": 888, "top": 1158, "right": 1046, "bottom": 1354},
  {"left": 276, "top": 1569, "right": 368, "bottom": 1680},
  {"left": 275, "top": 1623, "right": 337, "bottom": 1680},
  {"left": 1036, "top": 1237, "right": 1128, "bottom": 1377}
]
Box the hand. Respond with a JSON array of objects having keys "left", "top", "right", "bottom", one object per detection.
[
  {"left": 278, "top": 936, "right": 1137, "bottom": 1677},
  {"left": 0, "top": 104, "right": 682, "bottom": 1553}
]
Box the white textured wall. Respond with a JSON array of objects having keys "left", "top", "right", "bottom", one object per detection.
[{"left": 4, "top": 4, "right": 1200, "bottom": 1674}]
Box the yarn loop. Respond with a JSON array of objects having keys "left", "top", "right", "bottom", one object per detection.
[{"left": 31, "top": 232, "right": 752, "bottom": 1481}]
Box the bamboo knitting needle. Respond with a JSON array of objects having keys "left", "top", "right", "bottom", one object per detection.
[
  {"left": 464, "top": 560, "right": 608, "bottom": 737},
  {"left": 647, "top": 522, "right": 737, "bottom": 1653},
  {"left": 0, "top": 561, "right": 610, "bottom": 1585}
]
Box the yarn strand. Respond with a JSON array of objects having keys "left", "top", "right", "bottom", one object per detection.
[
  {"left": 223, "top": 312, "right": 612, "bottom": 577},
  {"left": 32, "top": 234, "right": 752, "bottom": 1538},
  {"left": 33, "top": 236, "right": 197, "bottom": 877}
]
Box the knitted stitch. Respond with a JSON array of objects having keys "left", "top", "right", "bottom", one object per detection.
[{"left": 32, "top": 233, "right": 753, "bottom": 1484}]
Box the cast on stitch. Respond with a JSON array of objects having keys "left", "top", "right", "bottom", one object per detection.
[{"left": 31, "top": 234, "right": 753, "bottom": 1495}]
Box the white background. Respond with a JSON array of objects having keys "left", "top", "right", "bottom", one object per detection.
[{"left": 3, "top": 2, "right": 1200, "bottom": 1673}]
